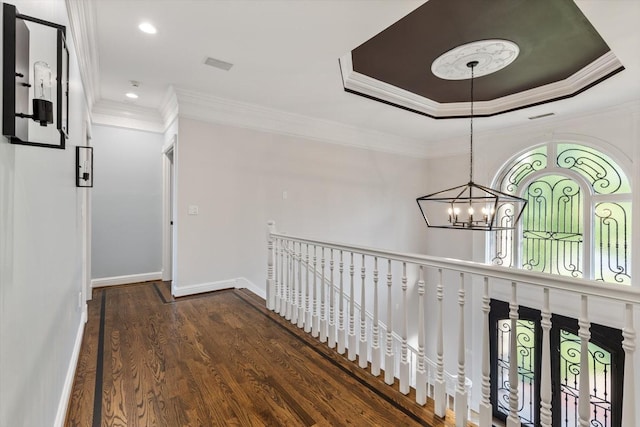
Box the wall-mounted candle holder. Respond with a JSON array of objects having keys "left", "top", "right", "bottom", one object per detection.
[{"left": 2, "top": 3, "right": 69, "bottom": 149}]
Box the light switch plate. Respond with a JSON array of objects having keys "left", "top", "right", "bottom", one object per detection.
[{"left": 188, "top": 205, "right": 199, "bottom": 215}]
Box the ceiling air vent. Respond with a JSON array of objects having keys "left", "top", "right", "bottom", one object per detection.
[
  {"left": 203, "top": 56, "right": 234, "bottom": 71},
  {"left": 528, "top": 112, "right": 555, "bottom": 120}
]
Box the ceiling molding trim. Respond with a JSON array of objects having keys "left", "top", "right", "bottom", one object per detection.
[
  {"left": 424, "top": 100, "right": 640, "bottom": 159},
  {"left": 92, "top": 100, "right": 164, "bottom": 133},
  {"left": 174, "top": 88, "right": 430, "bottom": 159},
  {"left": 340, "top": 52, "right": 624, "bottom": 118},
  {"left": 159, "top": 86, "right": 179, "bottom": 132},
  {"left": 65, "top": 0, "right": 101, "bottom": 111}
]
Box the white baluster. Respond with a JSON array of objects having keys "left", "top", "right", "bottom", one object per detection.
[
  {"left": 311, "top": 246, "right": 319, "bottom": 338},
  {"left": 297, "top": 242, "right": 304, "bottom": 328},
  {"left": 384, "top": 259, "right": 394, "bottom": 385},
  {"left": 304, "top": 244, "right": 311, "bottom": 333},
  {"left": 337, "top": 250, "right": 346, "bottom": 354},
  {"left": 320, "top": 247, "right": 327, "bottom": 343},
  {"left": 371, "top": 257, "right": 381, "bottom": 376},
  {"left": 328, "top": 249, "right": 336, "bottom": 348},
  {"left": 277, "top": 239, "right": 285, "bottom": 315},
  {"left": 434, "top": 268, "right": 446, "bottom": 416},
  {"left": 540, "top": 288, "right": 552, "bottom": 427},
  {"left": 479, "top": 277, "right": 491, "bottom": 426},
  {"left": 578, "top": 295, "right": 591, "bottom": 427},
  {"left": 415, "top": 265, "right": 426, "bottom": 405},
  {"left": 622, "top": 303, "right": 636, "bottom": 426},
  {"left": 291, "top": 242, "right": 299, "bottom": 325},
  {"left": 348, "top": 252, "right": 357, "bottom": 361},
  {"left": 507, "top": 282, "right": 521, "bottom": 427},
  {"left": 266, "top": 221, "right": 275, "bottom": 310},
  {"left": 285, "top": 241, "right": 292, "bottom": 320},
  {"left": 399, "top": 262, "right": 409, "bottom": 395},
  {"left": 455, "top": 273, "right": 468, "bottom": 427},
  {"left": 359, "top": 254, "right": 368, "bottom": 369},
  {"left": 274, "top": 238, "right": 281, "bottom": 314}
]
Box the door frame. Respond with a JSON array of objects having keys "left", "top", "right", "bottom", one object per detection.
[{"left": 161, "top": 135, "right": 176, "bottom": 283}]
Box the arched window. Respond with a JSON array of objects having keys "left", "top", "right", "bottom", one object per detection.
[
  {"left": 488, "top": 142, "right": 630, "bottom": 425},
  {"left": 491, "top": 142, "right": 631, "bottom": 284}
]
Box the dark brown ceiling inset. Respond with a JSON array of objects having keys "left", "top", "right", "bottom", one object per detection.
[{"left": 341, "top": 0, "right": 624, "bottom": 118}]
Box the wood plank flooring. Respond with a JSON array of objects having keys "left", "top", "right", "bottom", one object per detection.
[{"left": 66, "top": 282, "right": 469, "bottom": 426}]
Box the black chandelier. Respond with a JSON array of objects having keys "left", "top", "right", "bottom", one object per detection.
[{"left": 416, "top": 61, "right": 527, "bottom": 231}]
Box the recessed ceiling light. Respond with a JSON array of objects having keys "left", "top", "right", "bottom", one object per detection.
[
  {"left": 138, "top": 22, "right": 157, "bottom": 34},
  {"left": 125, "top": 92, "right": 139, "bottom": 99}
]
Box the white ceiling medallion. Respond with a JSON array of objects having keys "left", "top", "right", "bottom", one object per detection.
[{"left": 431, "top": 39, "right": 520, "bottom": 80}]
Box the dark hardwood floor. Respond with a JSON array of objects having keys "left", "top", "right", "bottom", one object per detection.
[{"left": 66, "top": 282, "right": 467, "bottom": 426}]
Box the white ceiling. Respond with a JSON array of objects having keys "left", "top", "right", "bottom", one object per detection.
[{"left": 90, "top": 0, "right": 640, "bottom": 147}]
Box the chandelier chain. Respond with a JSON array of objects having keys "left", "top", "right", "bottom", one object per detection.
[{"left": 469, "top": 62, "right": 475, "bottom": 184}]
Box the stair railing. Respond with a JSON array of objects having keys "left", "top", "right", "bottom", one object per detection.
[{"left": 265, "top": 221, "right": 639, "bottom": 427}]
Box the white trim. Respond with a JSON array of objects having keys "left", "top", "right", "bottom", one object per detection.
[
  {"left": 173, "top": 87, "right": 430, "bottom": 159},
  {"left": 160, "top": 86, "right": 179, "bottom": 132},
  {"left": 236, "top": 277, "right": 266, "bottom": 299},
  {"left": 161, "top": 138, "right": 175, "bottom": 282},
  {"left": 92, "top": 100, "right": 164, "bottom": 133},
  {"left": 91, "top": 271, "right": 163, "bottom": 288},
  {"left": 172, "top": 279, "right": 238, "bottom": 297},
  {"left": 53, "top": 313, "right": 86, "bottom": 427},
  {"left": 340, "top": 51, "right": 624, "bottom": 118},
  {"left": 65, "top": 0, "right": 100, "bottom": 111},
  {"left": 171, "top": 277, "right": 266, "bottom": 299}
]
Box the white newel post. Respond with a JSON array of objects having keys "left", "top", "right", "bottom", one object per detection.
[
  {"left": 328, "top": 249, "right": 336, "bottom": 348},
  {"left": 348, "top": 252, "right": 357, "bottom": 361},
  {"left": 622, "top": 303, "right": 636, "bottom": 426},
  {"left": 384, "top": 259, "right": 394, "bottom": 385},
  {"left": 434, "top": 268, "right": 446, "bottom": 417},
  {"left": 478, "top": 277, "right": 491, "bottom": 426},
  {"left": 320, "top": 247, "right": 327, "bottom": 343},
  {"left": 371, "top": 257, "right": 381, "bottom": 376},
  {"left": 266, "top": 221, "right": 275, "bottom": 310},
  {"left": 358, "top": 254, "right": 368, "bottom": 369},
  {"left": 304, "top": 244, "right": 311, "bottom": 333},
  {"left": 399, "top": 262, "right": 409, "bottom": 394},
  {"left": 578, "top": 295, "right": 591, "bottom": 427},
  {"left": 455, "top": 273, "right": 468, "bottom": 427},
  {"left": 311, "top": 245, "right": 319, "bottom": 338},
  {"left": 416, "top": 265, "right": 427, "bottom": 405},
  {"left": 540, "top": 288, "right": 552, "bottom": 427},
  {"left": 507, "top": 282, "right": 521, "bottom": 427}
]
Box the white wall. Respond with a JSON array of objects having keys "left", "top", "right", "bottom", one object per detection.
[
  {"left": 0, "top": 1, "right": 89, "bottom": 426},
  {"left": 91, "top": 124, "right": 164, "bottom": 281},
  {"left": 174, "top": 117, "right": 429, "bottom": 298}
]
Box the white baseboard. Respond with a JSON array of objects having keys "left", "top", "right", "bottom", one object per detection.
[
  {"left": 237, "top": 277, "right": 265, "bottom": 299},
  {"left": 172, "top": 279, "right": 238, "bottom": 297},
  {"left": 91, "top": 271, "right": 162, "bottom": 288},
  {"left": 53, "top": 315, "right": 85, "bottom": 427},
  {"left": 172, "top": 277, "right": 265, "bottom": 299}
]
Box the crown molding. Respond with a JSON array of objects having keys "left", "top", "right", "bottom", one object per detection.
[
  {"left": 65, "top": 0, "right": 101, "bottom": 111},
  {"left": 341, "top": 51, "right": 624, "bottom": 119},
  {"left": 174, "top": 87, "right": 430, "bottom": 158},
  {"left": 92, "top": 100, "right": 164, "bottom": 133},
  {"left": 159, "top": 86, "right": 179, "bottom": 131}
]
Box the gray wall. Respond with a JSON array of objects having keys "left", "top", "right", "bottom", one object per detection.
[{"left": 91, "top": 125, "right": 164, "bottom": 279}]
